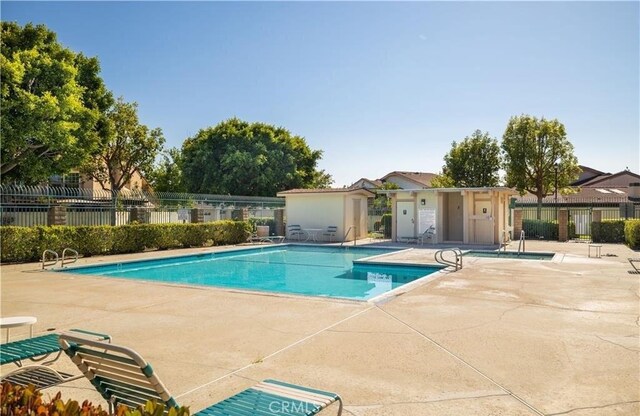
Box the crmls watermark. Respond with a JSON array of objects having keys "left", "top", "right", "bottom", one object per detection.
[{"left": 268, "top": 400, "right": 315, "bottom": 414}]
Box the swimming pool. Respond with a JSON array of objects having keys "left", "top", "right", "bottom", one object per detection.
[
  {"left": 463, "top": 250, "right": 555, "bottom": 261},
  {"left": 61, "top": 245, "right": 442, "bottom": 301}
]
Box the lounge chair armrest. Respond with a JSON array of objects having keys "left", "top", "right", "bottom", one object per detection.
[{"left": 66, "top": 329, "right": 112, "bottom": 343}]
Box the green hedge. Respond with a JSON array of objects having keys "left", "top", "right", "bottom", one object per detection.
[
  {"left": 591, "top": 220, "right": 626, "bottom": 243},
  {"left": 523, "top": 219, "right": 558, "bottom": 240},
  {"left": 522, "top": 219, "right": 576, "bottom": 240},
  {"left": 381, "top": 214, "right": 392, "bottom": 238},
  {"left": 625, "top": 220, "right": 640, "bottom": 249},
  {"left": 0, "top": 221, "right": 250, "bottom": 263}
]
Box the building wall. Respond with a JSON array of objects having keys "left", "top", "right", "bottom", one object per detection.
[
  {"left": 343, "top": 195, "right": 369, "bottom": 239},
  {"left": 285, "top": 194, "right": 345, "bottom": 240},
  {"left": 391, "top": 189, "right": 513, "bottom": 244}
]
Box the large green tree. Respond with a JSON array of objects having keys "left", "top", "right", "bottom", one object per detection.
[
  {"left": 81, "top": 98, "right": 164, "bottom": 192},
  {"left": 433, "top": 130, "right": 501, "bottom": 188},
  {"left": 1, "top": 22, "right": 113, "bottom": 183},
  {"left": 502, "top": 115, "right": 580, "bottom": 218},
  {"left": 148, "top": 147, "right": 186, "bottom": 193},
  {"left": 181, "top": 118, "right": 332, "bottom": 196}
]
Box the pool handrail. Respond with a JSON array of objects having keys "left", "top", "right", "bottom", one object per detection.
[
  {"left": 42, "top": 250, "right": 59, "bottom": 270},
  {"left": 435, "top": 248, "right": 463, "bottom": 271}
]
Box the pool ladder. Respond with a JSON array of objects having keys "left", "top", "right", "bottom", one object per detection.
[
  {"left": 434, "top": 248, "right": 463, "bottom": 271},
  {"left": 41, "top": 248, "right": 78, "bottom": 269}
]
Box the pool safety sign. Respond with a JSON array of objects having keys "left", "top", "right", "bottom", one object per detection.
[{"left": 418, "top": 208, "right": 436, "bottom": 234}]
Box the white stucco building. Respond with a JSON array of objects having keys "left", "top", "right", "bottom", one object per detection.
[
  {"left": 277, "top": 188, "right": 375, "bottom": 242},
  {"left": 380, "top": 187, "right": 518, "bottom": 245}
]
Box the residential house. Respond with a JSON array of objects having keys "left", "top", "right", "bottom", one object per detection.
[{"left": 349, "top": 171, "right": 437, "bottom": 190}]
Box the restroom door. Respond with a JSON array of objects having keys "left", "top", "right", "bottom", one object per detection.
[
  {"left": 396, "top": 201, "right": 415, "bottom": 239},
  {"left": 474, "top": 200, "right": 493, "bottom": 244}
]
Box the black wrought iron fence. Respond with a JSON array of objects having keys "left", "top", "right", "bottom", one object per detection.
[
  {"left": 0, "top": 185, "right": 285, "bottom": 227},
  {"left": 514, "top": 196, "right": 640, "bottom": 240}
]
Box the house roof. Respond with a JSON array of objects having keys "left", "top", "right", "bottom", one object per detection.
[
  {"left": 377, "top": 186, "right": 518, "bottom": 195},
  {"left": 578, "top": 170, "right": 640, "bottom": 187},
  {"left": 349, "top": 178, "right": 383, "bottom": 188},
  {"left": 277, "top": 187, "right": 376, "bottom": 197},
  {"left": 380, "top": 171, "right": 437, "bottom": 188},
  {"left": 515, "top": 184, "right": 634, "bottom": 203}
]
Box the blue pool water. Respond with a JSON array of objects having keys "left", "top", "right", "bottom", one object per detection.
[{"left": 61, "top": 245, "right": 442, "bottom": 300}]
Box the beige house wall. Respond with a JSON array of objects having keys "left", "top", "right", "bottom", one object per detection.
[
  {"left": 283, "top": 193, "right": 371, "bottom": 242},
  {"left": 78, "top": 171, "right": 147, "bottom": 193},
  {"left": 285, "top": 194, "right": 344, "bottom": 232}
]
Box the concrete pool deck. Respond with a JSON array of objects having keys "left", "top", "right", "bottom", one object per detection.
[{"left": 1, "top": 240, "right": 638, "bottom": 415}]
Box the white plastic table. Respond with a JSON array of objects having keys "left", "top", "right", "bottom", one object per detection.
[
  {"left": 303, "top": 228, "right": 322, "bottom": 242},
  {"left": 588, "top": 244, "right": 602, "bottom": 258},
  {"left": 1, "top": 316, "right": 37, "bottom": 342}
]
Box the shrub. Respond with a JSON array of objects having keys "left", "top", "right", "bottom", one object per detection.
[
  {"left": 181, "top": 223, "right": 210, "bottom": 247},
  {"left": 111, "top": 225, "right": 147, "bottom": 254},
  {"left": 523, "top": 219, "right": 558, "bottom": 240},
  {"left": 0, "top": 381, "right": 109, "bottom": 416},
  {"left": 0, "top": 381, "right": 189, "bottom": 416},
  {"left": 0, "top": 227, "right": 40, "bottom": 262},
  {"left": 74, "top": 226, "right": 114, "bottom": 256},
  {"left": 0, "top": 221, "right": 252, "bottom": 263},
  {"left": 522, "top": 219, "right": 577, "bottom": 240},
  {"left": 381, "top": 214, "right": 392, "bottom": 238},
  {"left": 625, "top": 219, "right": 640, "bottom": 249},
  {"left": 591, "top": 220, "right": 626, "bottom": 243}
]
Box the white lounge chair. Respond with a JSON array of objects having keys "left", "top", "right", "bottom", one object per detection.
[
  {"left": 59, "top": 334, "right": 342, "bottom": 415},
  {"left": 322, "top": 226, "right": 338, "bottom": 242},
  {"left": 287, "top": 224, "right": 306, "bottom": 241}
]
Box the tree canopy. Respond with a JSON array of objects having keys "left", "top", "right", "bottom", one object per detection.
[
  {"left": 1, "top": 22, "right": 113, "bottom": 183},
  {"left": 502, "top": 115, "right": 580, "bottom": 214},
  {"left": 180, "top": 118, "right": 332, "bottom": 196},
  {"left": 433, "top": 130, "right": 501, "bottom": 188},
  {"left": 81, "top": 98, "right": 164, "bottom": 192},
  {"left": 148, "top": 148, "right": 186, "bottom": 193}
]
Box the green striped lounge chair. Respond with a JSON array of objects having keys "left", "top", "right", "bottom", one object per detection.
[
  {"left": 59, "top": 333, "right": 343, "bottom": 415},
  {"left": 1, "top": 329, "right": 111, "bottom": 387}
]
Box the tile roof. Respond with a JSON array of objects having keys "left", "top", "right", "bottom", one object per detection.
[
  {"left": 380, "top": 171, "right": 437, "bottom": 187},
  {"left": 277, "top": 187, "right": 376, "bottom": 196}
]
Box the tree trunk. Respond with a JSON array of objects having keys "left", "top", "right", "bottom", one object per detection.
[
  {"left": 536, "top": 196, "right": 543, "bottom": 220},
  {"left": 110, "top": 193, "right": 117, "bottom": 226}
]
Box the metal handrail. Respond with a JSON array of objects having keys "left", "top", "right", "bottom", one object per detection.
[
  {"left": 434, "top": 248, "right": 463, "bottom": 271},
  {"left": 61, "top": 248, "right": 79, "bottom": 267},
  {"left": 340, "top": 226, "right": 357, "bottom": 246},
  {"left": 41, "top": 250, "right": 59, "bottom": 269},
  {"left": 517, "top": 230, "right": 526, "bottom": 254},
  {"left": 501, "top": 230, "right": 511, "bottom": 252}
]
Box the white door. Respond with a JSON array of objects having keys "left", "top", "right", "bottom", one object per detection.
[
  {"left": 396, "top": 201, "right": 415, "bottom": 239},
  {"left": 474, "top": 200, "right": 493, "bottom": 244}
]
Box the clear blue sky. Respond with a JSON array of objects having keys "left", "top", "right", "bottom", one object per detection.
[{"left": 3, "top": 1, "right": 639, "bottom": 187}]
